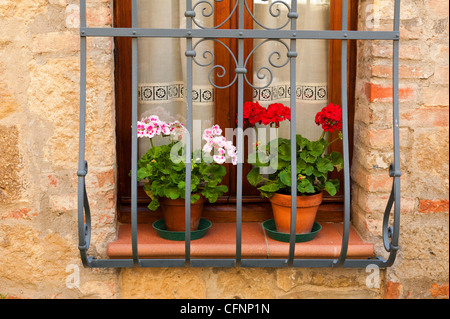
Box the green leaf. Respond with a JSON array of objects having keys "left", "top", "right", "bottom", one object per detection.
[
  {"left": 330, "top": 151, "right": 343, "bottom": 171},
  {"left": 296, "top": 135, "right": 308, "bottom": 148},
  {"left": 247, "top": 167, "right": 263, "bottom": 187},
  {"left": 217, "top": 184, "right": 229, "bottom": 194},
  {"left": 297, "top": 178, "right": 315, "bottom": 194},
  {"left": 151, "top": 145, "right": 163, "bottom": 158},
  {"left": 191, "top": 194, "right": 200, "bottom": 204},
  {"left": 304, "top": 165, "right": 314, "bottom": 176},
  {"left": 259, "top": 182, "right": 281, "bottom": 193},
  {"left": 279, "top": 169, "right": 291, "bottom": 187},
  {"left": 247, "top": 152, "right": 270, "bottom": 167},
  {"left": 164, "top": 186, "right": 180, "bottom": 200},
  {"left": 148, "top": 198, "right": 160, "bottom": 211},
  {"left": 296, "top": 159, "right": 307, "bottom": 173},
  {"left": 309, "top": 141, "right": 325, "bottom": 157},
  {"left": 275, "top": 158, "right": 289, "bottom": 170},
  {"left": 300, "top": 151, "right": 316, "bottom": 164},
  {"left": 324, "top": 181, "right": 337, "bottom": 196},
  {"left": 316, "top": 157, "right": 334, "bottom": 173},
  {"left": 278, "top": 143, "right": 291, "bottom": 161},
  {"left": 137, "top": 167, "right": 148, "bottom": 181}
]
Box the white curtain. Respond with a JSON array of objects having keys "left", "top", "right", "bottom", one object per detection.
[
  {"left": 137, "top": 0, "right": 330, "bottom": 155},
  {"left": 253, "top": 0, "right": 330, "bottom": 141},
  {"left": 137, "top": 0, "right": 216, "bottom": 157}
]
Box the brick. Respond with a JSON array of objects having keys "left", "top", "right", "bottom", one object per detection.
[
  {"left": 352, "top": 168, "right": 393, "bottom": 193},
  {"left": 418, "top": 199, "right": 449, "bottom": 213},
  {"left": 364, "top": 83, "right": 416, "bottom": 103},
  {"left": 372, "top": 64, "right": 433, "bottom": 79},
  {"left": 401, "top": 107, "right": 449, "bottom": 127},
  {"left": 430, "top": 283, "right": 449, "bottom": 299},
  {"left": 384, "top": 281, "right": 402, "bottom": 299},
  {"left": 433, "top": 67, "right": 449, "bottom": 84},
  {"left": 421, "top": 86, "right": 449, "bottom": 107},
  {"left": 1, "top": 208, "right": 37, "bottom": 220},
  {"left": 95, "top": 169, "right": 115, "bottom": 188}
]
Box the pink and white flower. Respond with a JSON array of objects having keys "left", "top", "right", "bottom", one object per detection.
[
  {"left": 213, "top": 155, "right": 226, "bottom": 164},
  {"left": 137, "top": 116, "right": 187, "bottom": 141},
  {"left": 202, "top": 124, "right": 238, "bottom": 165},
  {"left": 137, "top": 117, "right": 238, "bottom": 165}
]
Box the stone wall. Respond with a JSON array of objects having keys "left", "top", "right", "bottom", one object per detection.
[
  {"left": 0, "top": 0, "right": 448, "bottom": 299},
  {"left": 0, "top": 0, "right": 119, "bottom": 298},
  {"left": 352, "top": 0, "right": 449, "bottom": 298}
]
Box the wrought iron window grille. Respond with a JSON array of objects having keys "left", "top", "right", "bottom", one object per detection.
[{"left": 77, "top": 0, "right": 402, "bottom": 268}]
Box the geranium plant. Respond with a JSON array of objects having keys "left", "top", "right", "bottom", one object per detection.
[
  {"left": 136, "top": 116, "right": 237, "bottom": 211},
  {"left": 246, "top": 103, "right": 344, "bottom": 198}
]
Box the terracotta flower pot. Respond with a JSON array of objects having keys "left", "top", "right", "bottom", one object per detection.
[
  {"left": 269, "top": 192, "right": 323, "bottom": 234},
  {"left": 160, "top": 196, "right": 206, "bottom": 232}
]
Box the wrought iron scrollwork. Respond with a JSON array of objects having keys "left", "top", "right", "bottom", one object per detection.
[
  {"left": 77, "top": 160, "right": 92, "bottom": 267},
  {"left": 379, "top": 163, "right": 401, "bottom": 267},
  {"left": 244, "top": 39, "right": 290, "bottom": 89},
  {"left": 191, "top": 0, "right": 239, "bottom": 29},
  {"left": 245, "top": 0, "right": 294, "bottom": 30},
  {"left": 192, "top": 38, "right": 239, "bottom": 89},
  {"left": 192, "top": 38, "right": 292, "bottom": 91}
]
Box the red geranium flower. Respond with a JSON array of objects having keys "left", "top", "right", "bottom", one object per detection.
[
  {"left": 315, "top": 103, "right": 342, "bottom": 133},
  {"left": 238, "top": 102, "right": 291, "bottom": 128}
]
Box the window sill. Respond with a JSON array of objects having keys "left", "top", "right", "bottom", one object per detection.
[{"left": 108, "top": 221, "right": 374, "bottom": 260}]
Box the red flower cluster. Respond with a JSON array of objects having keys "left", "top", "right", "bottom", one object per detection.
[
  {"left": 240, "top": 102, "right": 291, "bottom": 128},
  {"left": 315, "top": 103, "right": 342, "bottom": 133}
]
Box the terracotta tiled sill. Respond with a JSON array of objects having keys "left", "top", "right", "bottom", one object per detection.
[{"left": 108, "top": 221, "right": 374, "bottom": 260}]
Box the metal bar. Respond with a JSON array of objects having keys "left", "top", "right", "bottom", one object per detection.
[
  {"left": 287, "top": 0, "right": 298, "bottom": 267},
  {"left": 83, "top": 257, "right": 389, "bottom": 269},
  {"left": 235, "top": 0, "right": 245, "bottom": 267},
  {"left": 77, "top": 0, "right": 90, "bottom": 268},
  {"left": 81, "top": 28, "right": 399, "bottom": 40},
  {"left": 184, "top": 0, "right": 194, "bottom": 267},
  {"left": 391, "top": 0, "right": 402, "bottom": 256},
  {"left": 139, "top": 259, "right": 187, "bottom": 268},
  {"left": 333, "top": 0, "right": 350, "bottom": 268},
  {"left": 381, "top": 0, "right": 402, "bottom": 268},
  {"left": 130, "top": 0, "right": 139, "bottom": 266},
  {"left": 89, "top": 259, "right": 135, "bottom": 268},
  {"left": 191, "top": 259, "right": 236, "bottom": 268}
]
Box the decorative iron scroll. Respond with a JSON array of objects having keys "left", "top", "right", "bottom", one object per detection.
[
  {"left": 191, "top": 0, "right": 239, "bottom": 29},
  {"left": 193, "top": 38, "right": 239, "bottom": 89},
  {"left": 245, "top": 0, "right": 293, "bottom": 30}
]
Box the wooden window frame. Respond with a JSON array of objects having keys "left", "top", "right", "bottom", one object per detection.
[{"left": 113, "top": 0, "right": 358, "bottom": 224}]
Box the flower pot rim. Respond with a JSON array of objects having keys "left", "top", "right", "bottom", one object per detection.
[
  {"left": 160, "top": 194, "right": 206, "bottom": 205},
  {"left": 271, "top": 191, "right": 323, "bottom": 198},
  {"left": 269, "top": 191, "right": 323, "bottom": 208}
]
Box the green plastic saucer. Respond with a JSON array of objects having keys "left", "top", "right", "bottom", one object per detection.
[
  {"left": 152, "top": 218, "right": 212, "bottom": 241},
  {"left": 262, "top": 219, "right": 322, "bottom": 243}
]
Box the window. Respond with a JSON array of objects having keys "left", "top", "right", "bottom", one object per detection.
[
  {"left": 78, "top": 0, "right": 402, "bottom": 268},
  {"left": 114, "top": 0, "right": 359, "bottom": 224}
]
